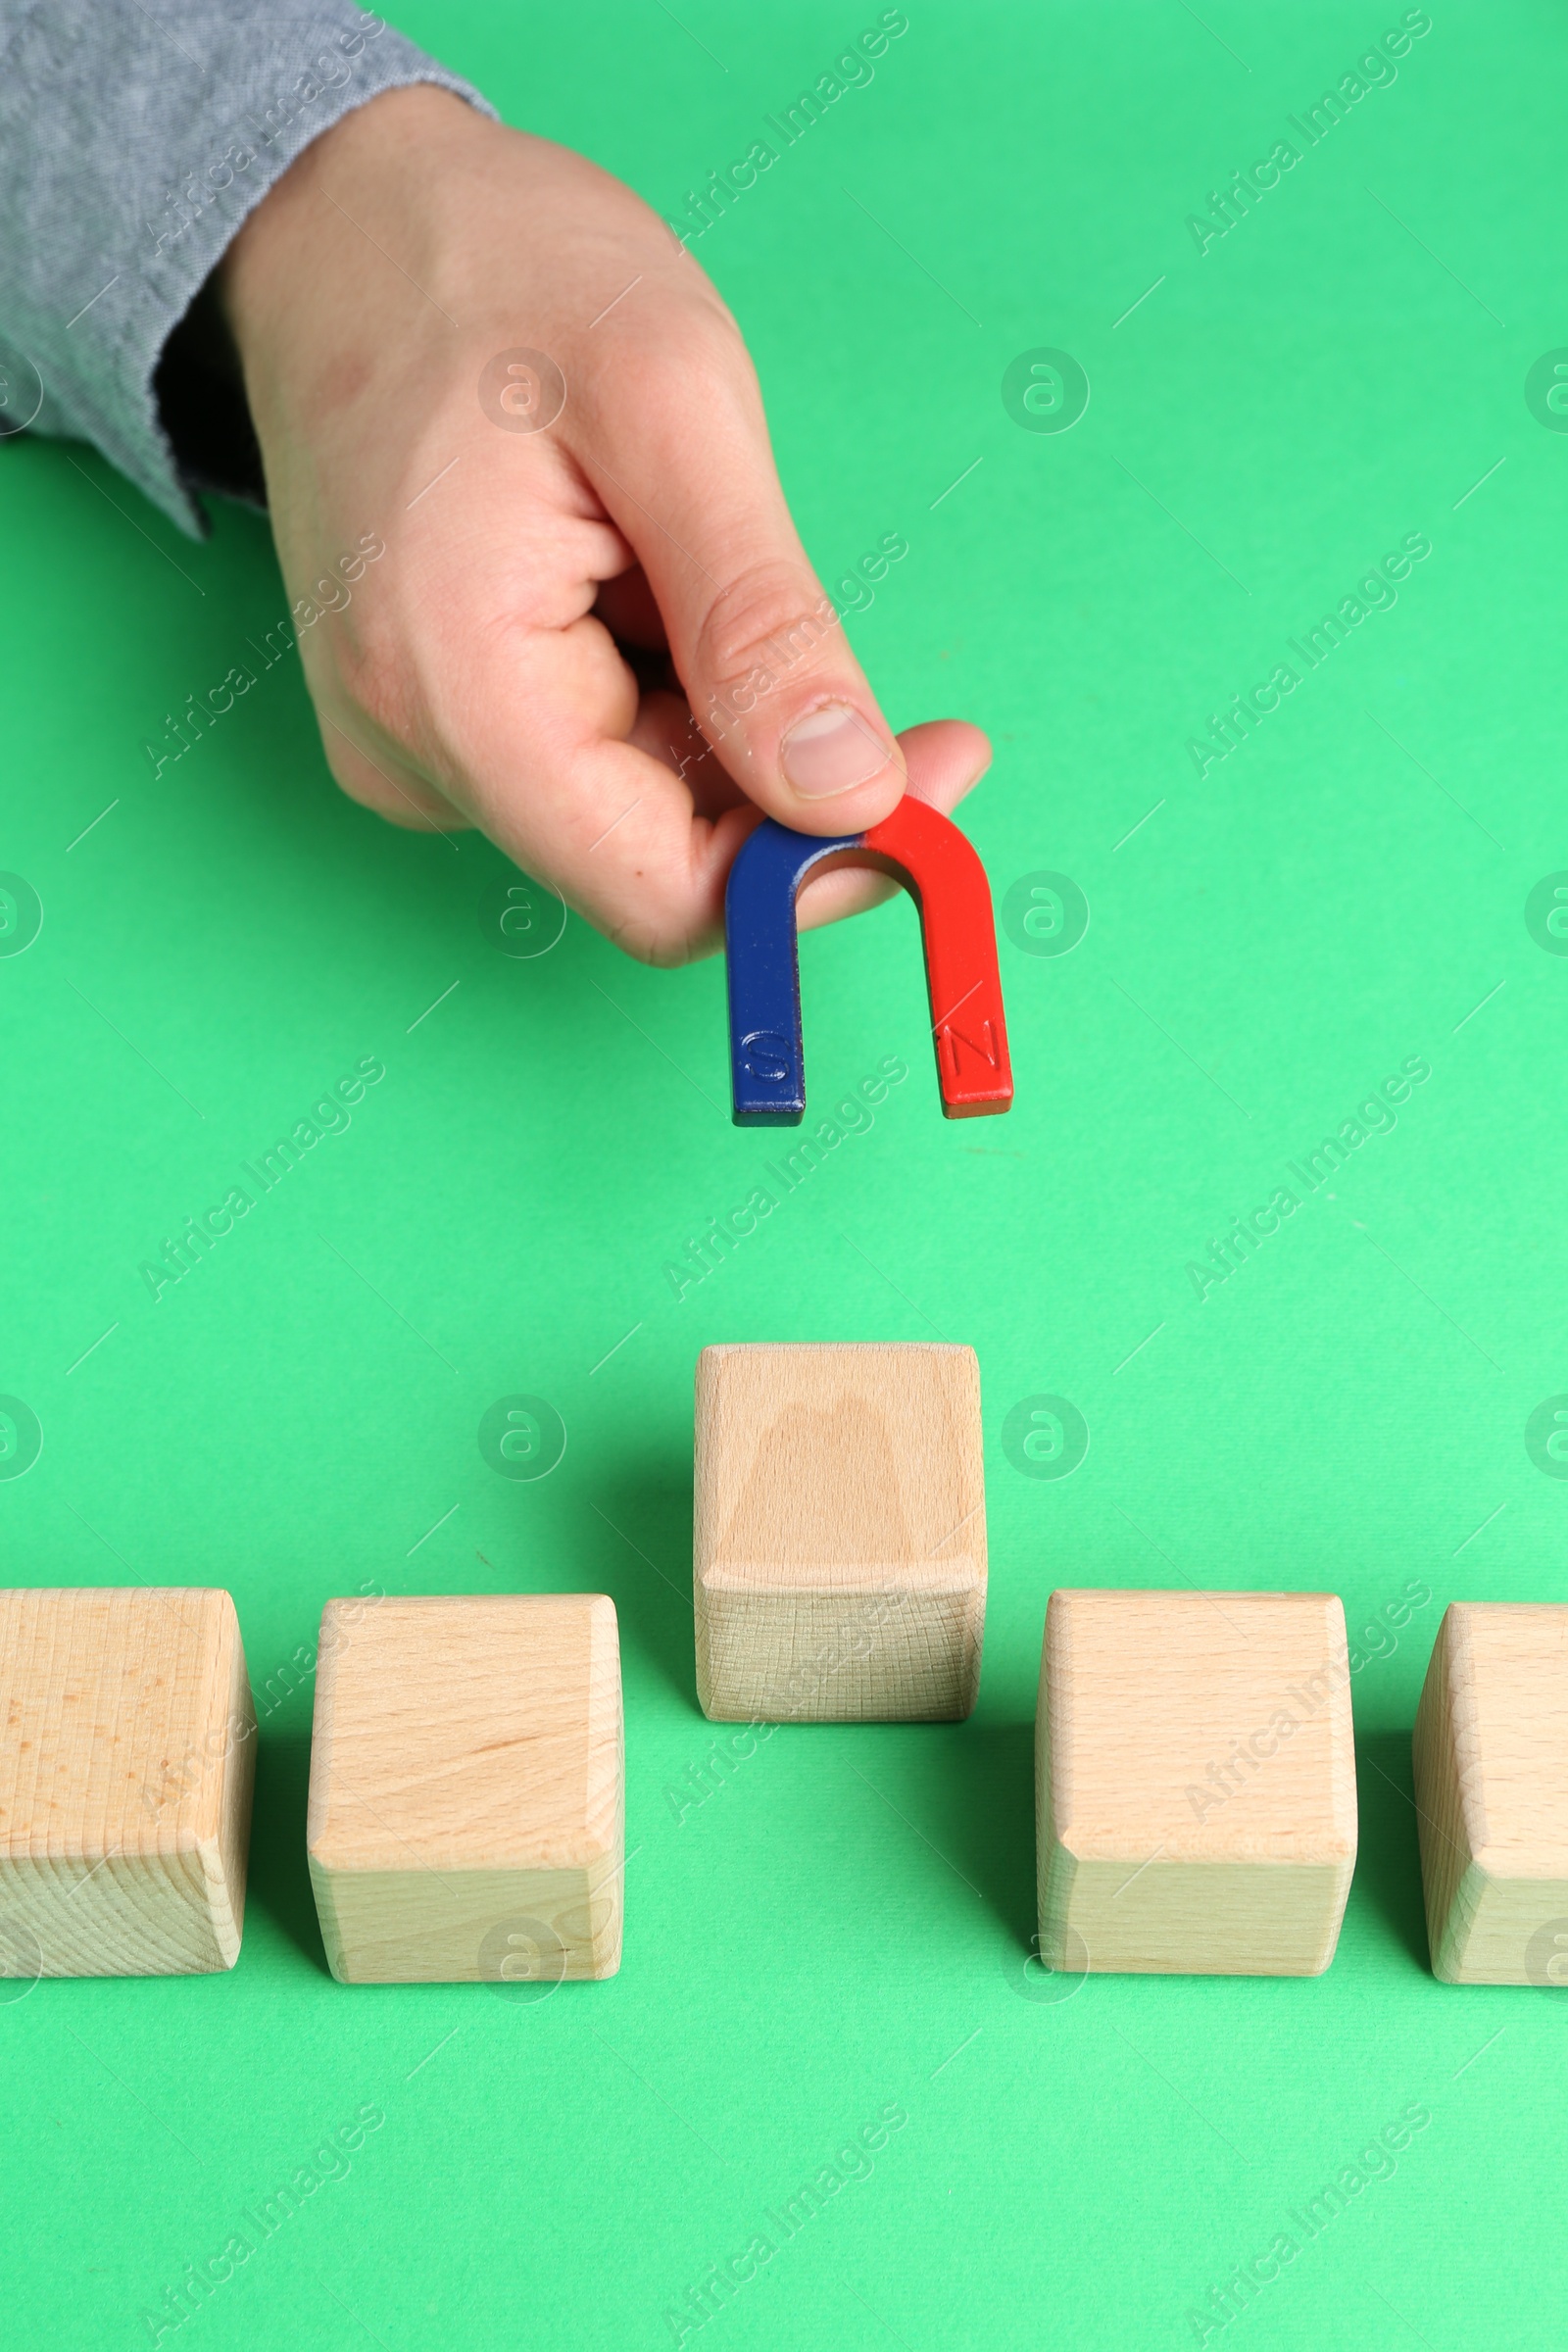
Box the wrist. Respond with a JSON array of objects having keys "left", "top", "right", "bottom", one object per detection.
[{"left": 220, "top": 84, "right": 489, "bottom": 382}]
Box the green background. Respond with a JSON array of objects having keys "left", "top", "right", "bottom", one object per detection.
[{"left": 3, "top": 2, "right": 1564, "bottom": 2344}]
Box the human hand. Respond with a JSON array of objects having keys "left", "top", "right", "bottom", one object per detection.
[{"left": 220, "top": 84, "right": 990, "bottom": 964}]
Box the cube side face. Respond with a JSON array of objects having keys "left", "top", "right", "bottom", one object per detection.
[
  {"left": 583, "top": 1593, "right": 624, "bottom": 1869},
  {"left": 0, "top": 1589, "right": 253, "bottom": 1975},
  {"left": 696, "top": 1344, "right": 984, "bottom": 1582},
  {"left": 1416, "top": 1603, "right": 1568, "bottom": 1984},
  {"left": 1438, "top": 1869, "right": 1568, "bottom": 1985},
  {"left": 1035, "top": 1616, "right": 1056, "bottom": 1943},
  {"left": 0, "top": 1838, "right": 248, "bottom": 1976},
  {"left": 697, "top": 1584, "right": 983, "bottom": 1722},
  {"left": 1046, "top": 1589, "right": 1356, "bottom": 1865},
  {"left": 1449, "top": 1602, "right": 1568, "bottom": 1866},
  {"left": 1039, "top": 1588, "right": 1356, "bottom": 1977},
  {"left": 1042, "top": 1851, "right": 1352, "bottom": 1977},
  {"left": 1412, "top": 1607, "right": 1473, "bottom": 1980},
  {"left": 694, "top": 1344, "right": 985, "bottom": 1722},
  {"left": 311, "top": 1858, "right": 622, "bottom": 1985},
  {"left": 208, "top": 1620, "right": 258, "bottom": 1969},
  {"left": 308, "top": 1594, "right": 619, "bottom": 1875},
  {"left": 307, "top": 1593, "right": 622, "bottom": 1984}
]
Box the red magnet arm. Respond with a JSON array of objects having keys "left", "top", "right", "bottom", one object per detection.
[{"left": 858, "top": 798, "right": 1013, "bottom": 1118}]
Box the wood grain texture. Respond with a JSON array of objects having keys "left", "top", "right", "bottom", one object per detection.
[
  {"left": 0, "top": 1587, "right": 255, "bottom": 1976},
  {"left": 307, "top": 1593, "right": 622, "bottom": 1984},
  {"left": 1412, "top": 1600, "right": 1568, "bottom": 1984},
  {"left": 1037, "top": 1588, "right": 1357, "bottom": 1978},
  {"left": 694, "top": 1343, "right": 985, "bottom": 1722}
]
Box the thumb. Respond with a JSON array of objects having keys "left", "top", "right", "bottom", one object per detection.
[{"left": 575, "top": 317, "right": 906, "bottom": 835}]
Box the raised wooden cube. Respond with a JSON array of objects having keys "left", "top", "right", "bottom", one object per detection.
[
  {"left": 1413, "top": 1601, "right": 1568, "bottom": 1984},
  {"left": 694, "top": 1343, "right": 986, "bottom": 1723},
  {"left": 0, "top": 1587, "right": 255, "bottom": 1977},
  {"left": 307, "top": 1593, "right": 622, "bottom": 1984},
  {"left": 1036, "top": 1589, "right": 1357, "bottom": 1977}
]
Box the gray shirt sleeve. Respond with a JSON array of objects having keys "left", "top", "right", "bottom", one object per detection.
[{"left": 0, "top": 4, "right": 495, "bottom": 536}]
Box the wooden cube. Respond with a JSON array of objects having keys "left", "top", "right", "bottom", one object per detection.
[
  {"left": 1413, "top": 1601, "right": 1568, "bottom": 1984},
  {"left": 307, "top": 1593, "right": 622, "bottom": 1984},
  {"left": 1036, "top": 1589, "right": 1357, "bottom": 1977},
  {"left": 0, "top": 1587, "right": 255, "bottom": 1977},
  {"left": 694, "top": 1343, "right": 986, "bottom": 1723}
]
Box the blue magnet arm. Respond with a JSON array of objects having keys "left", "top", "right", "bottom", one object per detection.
[{"left": 724, "top": 818, "right": 863, "bottom": 1125}]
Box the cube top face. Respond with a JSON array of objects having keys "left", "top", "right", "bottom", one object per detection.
[
  {"left": 0, "top": 1587, "right": 242, "bottom": 1859},
  {"left": 307, "top": 1594, "right": 620, "bottom": 1877},
  {"left": 1443, "top": 1603, "right": 1568, "bottom": 1870},
  {"left": 1045, "top": 1588, "right": 1356, "bottom": 1865},
  {"left": 695, "top": 1344, "right": 985, "bottom": 1594}
]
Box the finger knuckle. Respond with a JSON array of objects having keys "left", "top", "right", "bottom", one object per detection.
[
  {"left": 336, "top": 638, "right": 415, "bottom": 747},
  {"left": 651, "top": 288, "right": 750, "bottom": 375},
  {"left": 694, "top": 560, "right": 840, "bottom": 696},
  {"left": 584, "top": 297, "right": 750, "bottom": 426}
]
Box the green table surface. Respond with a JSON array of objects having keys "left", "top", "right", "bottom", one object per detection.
[{"left": 4, "top": 3, "right": 1565, "bottom": 2345}]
